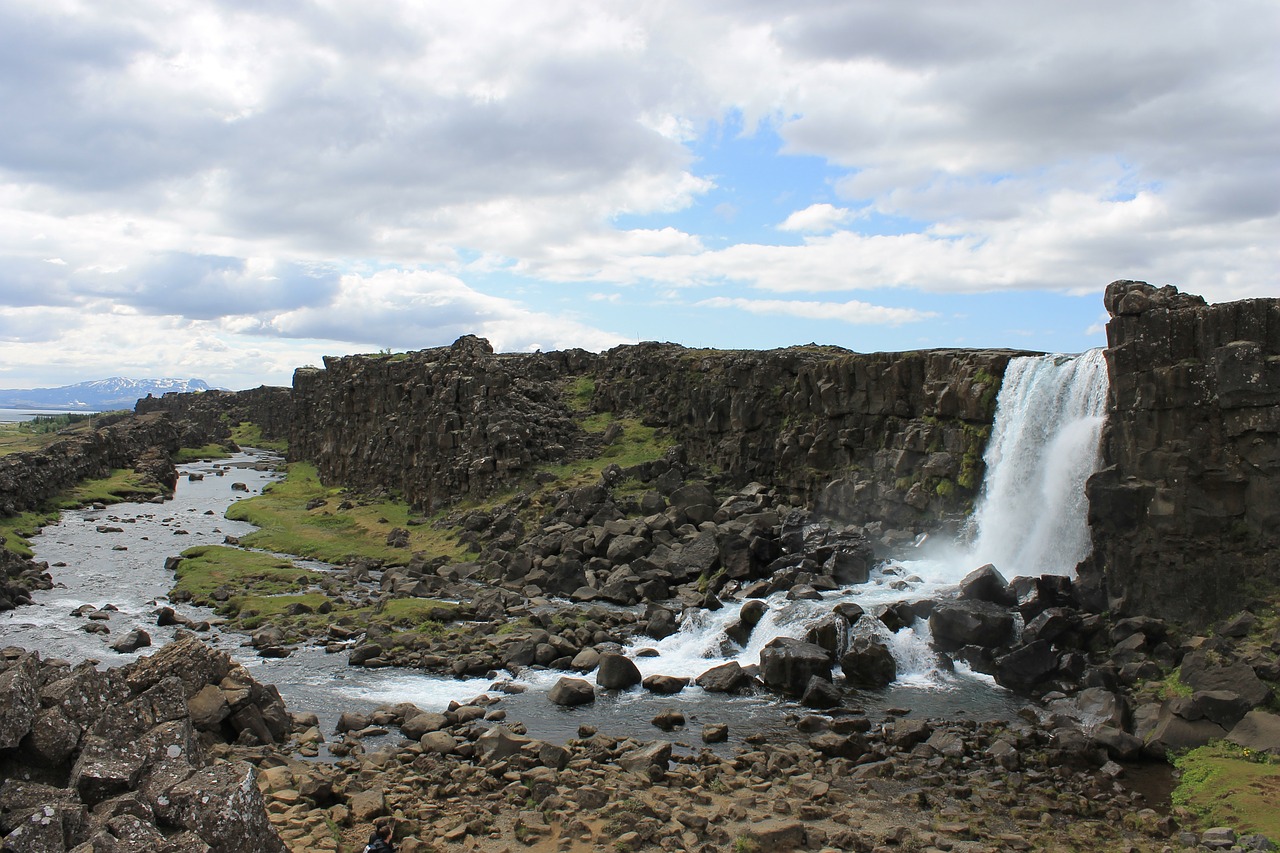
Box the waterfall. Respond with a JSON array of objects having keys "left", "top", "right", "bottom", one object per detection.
[{"left": 967, "top": 348, "right": 1110, "bottom": 578}]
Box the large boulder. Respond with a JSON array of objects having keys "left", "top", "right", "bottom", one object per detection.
[
  {"left": 1227, "top": 710, "right": 1280, "bottom": 755},
  {"left": 957, "top": 564, "right": 1015, "bottom": 606},
  {"left": 929, "top": 600, "right": 1015, "bottom": 650},
  {"left": 1179, "top": 651, "right": 1274, "bottom": 708},
  {"left": 548, "top": 677, "right": 595, "bottom": 707},
  {"left": 759, "top": 638, "right": 833, "bottom": 697},
  {"left": 596, "top": 654, "right": 642, "bottom": 690},
  {"left": 695, "top": 662, "right": 753, "bottom": 694},
  {"left": 840, "top": 636, "right": 897, "bottom": 688}
]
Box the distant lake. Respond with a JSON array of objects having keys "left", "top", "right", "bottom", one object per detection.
[{"left": 0, "top": 408, "right": 99, "bottom": 423}]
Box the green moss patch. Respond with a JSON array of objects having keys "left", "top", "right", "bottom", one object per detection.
[
  {"left": 172, "top": 444, "right": 232, "bottom": 463},
  {"left": 171, "top": 544, "right": 326, "bottom": 611},
  {"left": 225, "top": 462, "right": 468, "bottom": 566},
  {"left": 1172, "top": 742, "right": 1280, "bottom": 838},
  {"left": 229, "top": 421, "right": 288, "bottom": 452}
]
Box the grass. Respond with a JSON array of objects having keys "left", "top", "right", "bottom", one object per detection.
[
  {"left": 539, "top": 416, "right": 674, "bottom": 489},
  {"left": 229, "top": 421, "right": 288, "bottom": 452},
  {"left": 1172, "top": 742, "right": 1280, "bottom": 838},
  {"left": 224, "top": 462, "right": 468, "bottom": 566},
  {"left": 171, "top": 545, "right": 326, "bottom": 610},
  {"left": 173, "top": 443, "right": 232, "bottom": 463},
  {"left": 0, "top": 414, "right": 99, "bottom": 457},
  {"left": 565, "top": 376, "right": 596, "bottom": 412},
  {"left": 1, "top": 468, "right": 165, "bottom": 557}
]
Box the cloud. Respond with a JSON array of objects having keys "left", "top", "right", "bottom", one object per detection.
[
  {"left": 699, "top": 296, "right": 935, "bottom": 326},
  {"left": 267, "top": 269, "right": 627, "bottom": 353},
  {"left": 778, "top": 203, "right": 856, "bottom": 233}
]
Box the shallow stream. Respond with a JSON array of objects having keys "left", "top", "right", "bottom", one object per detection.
[{"left": 1, "top": 451, "right": 1028, "bottom": 752}]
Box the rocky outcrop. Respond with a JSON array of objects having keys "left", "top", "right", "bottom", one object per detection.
[
  {"left": 0, "top": 413, "right": 180, "bottom": 518},
  {"left": 135, "top": 385, "right": 291, "bottom": 447},
  {"left": 0, "top": 638, "right": 287, "bottom": 852},
  {"left": 289, "top": 335, "right": 1022, "bottom": 531},
  {"left": 1084, "top": 281, "right": 1280, "bottom": 625}
]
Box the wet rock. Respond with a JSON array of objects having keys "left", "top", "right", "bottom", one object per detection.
[
  {"left": 1180, "top": 650, "right": 1274, "bottom": 708},
  {"left": 110, "top": 629, "right": 152, "bottom": 654},
  {"left": 641, "top": 674, "right": 688, "bottom": 695},
  {"left": 958, "top": 564, "right": 1015, "bottom": 606},
  {"left": 725, "top": 599, "right": 768, "bottom": 646},
  {"left": 840, "top": 635, "right": 897, "bottom": 688},
  {"left": 702, "top": 723, "right": 729, "bottom": 743},
  {"left": 651, "top": 709, "right": 685, "bottom": 731},
  {"left": 548, "top": 677, "right": 595, "bottom": 706},
  {"left": 801, "top": 676, "right": 841, "bottom": 709},
  {"left": 760, "top": 637, "right": 832, "bottom": 697},
  {"left": 929, "top": 600, "right": 1015, "bottom": 650},
  {"left": 596, "top": 653, "right": 642, "bottom": 690},
  {"left": 695, "top": 661, "right": 753, "bottom": 694}
]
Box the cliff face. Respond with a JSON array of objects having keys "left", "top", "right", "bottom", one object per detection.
[
  {"left": 1084, "top": 281, "right": 1280, "bottom": 625},
  {"left": 0, "top": 412, "right": 180, "bottom": 516},
  {"left": 134, "top": 386, "right": 291, "bottom": 445},
  {"left": 289, "top": 335, "right": 1021, "bottom": 531}
]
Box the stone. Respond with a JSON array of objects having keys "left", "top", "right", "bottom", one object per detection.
[
  {"left": 617, "top": 741, "right": 672, "bottom": 774},
  {"left": 419, "top": 731, "right": 457, "bottom": 754},
  {"left": 401, "top": 712, "right": 450, "bottom": 739},
  {"left": 1227, "top": 710, "right": 1280, "bottom": 754},
  {"left": 548, "top": 677, "right": 595, "bottom": 706},
  {"left": 0, "top": 655, "right": 39, "bottom": 750},
  {"left": 800, "top": 676, "right": 841, "bottom": 708},
  {"left": 929, "top": 600, "right": 1015, "bottom": 650},
  {"left": 474, "top": 725, "right": 532, "bottom": 762},
  {"left": 840, "top": 636, "right": 897, "bottom": 688},
  {"left": 154, "top": 762, "right": 286, "bottom": 852},
  {"left": 595, "top": 653, "right": 642, "bottom": 689},
  {"left": 110, "top": 628, "right": 152, "bottom": 654},
  {"left": 958, "top": 564, "right": 1014, "bottom": 606},
  {"left": 1180, "top": 650, "right": 1274, "bottom": 708},
  {"left": 744, "top": 820, "right": 806, "bottom": 851},
  {"left": 759, "top": 637, "right": 832, "bottom": 696},
  {"left": 641, "top": 674, "right": 689, "bottom": 695},
  {"left": 702, "top": 723, "right": 729, "bottom": 743},
  {"left": 187, "top": 684, "right": 231, "bottom": 731},
  {"left": 695, "top": 661, "right": 753, "bottom": 693}
]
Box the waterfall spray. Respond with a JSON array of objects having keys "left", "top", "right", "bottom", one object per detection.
[{"left": 968, "top": 348, "right": 1110, "bottom": 577}]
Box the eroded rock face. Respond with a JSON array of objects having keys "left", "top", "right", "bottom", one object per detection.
[
  {"left": 1084, "top": 280, "right": 1280, "bottom": 626},
  {"left": 0, "top": 640, "right": 287, "bottom": 852}
]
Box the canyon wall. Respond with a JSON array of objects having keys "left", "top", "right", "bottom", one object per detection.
[
  {"left": 1084, "top": 281, "right": 1280, "bottom": 625},
  {"left": 0, "top": 412, "right": 180, "bottom": 517},
  {"left": 135, "top": 385, "right": 291, "bottom": 444},
  {"left": 288, "top": 334, "right": 1020, "bottom": 532}
]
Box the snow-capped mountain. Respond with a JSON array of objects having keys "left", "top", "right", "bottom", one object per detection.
[{"left": 0, "top": 378, "right": 214, "bottom": 411}]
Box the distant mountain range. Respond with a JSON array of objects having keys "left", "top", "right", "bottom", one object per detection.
[{"left": 0, "top": 378, "right": 215, "bottom": 411}]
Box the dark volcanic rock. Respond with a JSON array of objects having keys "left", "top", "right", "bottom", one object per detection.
[
  {"left": 929, "top": 600, "right": 1016, "bottom": 650},
  {"left": 759, "top": 637, "right": 833, "bottom": 697},
  {"left": 840, "top": 636, "right": 897, "bottom": 688},
  {"left": 1084, "top": 281, "right": 1280, "bottom": 626}
]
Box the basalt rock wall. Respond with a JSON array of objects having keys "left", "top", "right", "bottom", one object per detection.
[
  {"left": 135, "top": 385, "right": 292, "bottom": 446},
  {"left": 1084, "top": 281, "right": 1280, "bottom": 626},
  {"left": 0, "top": 412, "right": 180, "bottom": 517},
  {"left": 289, "top": 334, "right": 1023, "bottom": 532}
]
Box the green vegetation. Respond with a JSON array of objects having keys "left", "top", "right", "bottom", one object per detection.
[
  {"left": 229, "top": 421, "right": 289, "bottom": 452},
  {"left": 171, "top": 545, "right": 326, "bottom": 609},
  {"left": 1172, "top": 742, "right": 1280, "bottom": 838},
  {"left": 1, "top": 467, "right": 166, "bottom": 557},
  {"left": 0, "top": 413, "right": 99, "bottom": 457},
  {"left": 225, "top": 462, "right": 468, "bottom": 565},
  {"left": 173, "top": 443, "right": 232, "bottom": 463},
  {"left": 564, "top": 376, "right": 596, "bottom": 412},
  {"left": 543, "top": 416, "right": 673, "bottom": 482}
]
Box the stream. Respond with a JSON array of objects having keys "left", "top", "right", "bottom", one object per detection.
[{"left": 1, "top": 451, "right": 1028, "bottom": 752}]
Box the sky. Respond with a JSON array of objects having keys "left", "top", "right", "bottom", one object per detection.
[{"left": 1, "top": 1, "right": 1276, "bottom": 391}]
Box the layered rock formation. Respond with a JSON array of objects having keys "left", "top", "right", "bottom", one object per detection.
[
  {"left": 289, "top": 335, "right": 1020, "bottom": 531},
  {"left": 135, "top": 385, "right": 291, "bottom": 447},
  {"left": 0, "top": 412, "right": 179, "bottom": 517},
  {"left": 1084, "top": 281, "right": 1280, "bottom": 625},
  {"left": 0, "top": 638, "right": 288, "bottom": 851}
]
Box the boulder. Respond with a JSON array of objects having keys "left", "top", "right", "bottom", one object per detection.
[
  {"left": 1227, "top": 710, "right": 1280, "bottom": 755},
  {"left": 0, "top": 655, "right": 39, "bottom": 750},
  {"left": 548, "top": 677, "right": 595, "bottom": 707},
  {"left": 800, "top": 675, "right": 841, "bottom": 709},
  {"left": 957, "top": 564, "right": 1015, "bottom": 605},
  {"left": 110, "top": 629, "right": 152, "bottom": 654},
  {"left": 595, "top": 653, "right": 642, "bottom": 690},
  {"left": 642, "top": 674, "right": 689, "bottom": 695},
  {"left": 840, "top": 636, "right": 897, "bottom": 688},
  {"left": 695, "top": 662, "right": 753, "bottom": 694},
  {"left": 1179, "top": 651, "right": 1274, "bottom": 708},
  {"left": 759, "top": 638, "right": 833, "bottom": 697},
  {"left": 617, "top": 741, "right": 672, "bottom": 774},
  {"left": 993, "top": 640, "right": 1059, "bottom": 690},
  {"left": 929, "top": 600, "right": 1015, "bottom": 650}
]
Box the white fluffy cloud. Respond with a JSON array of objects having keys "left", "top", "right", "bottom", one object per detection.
[
  {"left": 698, "top": 296, "right": 934, "bottom": 326},
  {"left": 0, "top": 1, "right": 1274, "bottom": 387}
]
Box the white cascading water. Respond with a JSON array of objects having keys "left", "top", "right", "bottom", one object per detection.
[
  {"left": 608, "top": 348, "right": 1112, "bottom": 693},
  {"left": 967, "top": 348, "right": 1110, "bottom": 578}
]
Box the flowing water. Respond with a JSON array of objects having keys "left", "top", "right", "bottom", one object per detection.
[{"left": 0, "top": 351, "right": 1109, "bottom": 748}]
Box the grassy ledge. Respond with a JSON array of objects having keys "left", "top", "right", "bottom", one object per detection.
[
  {"left": 1172, "top": 742, "right": 1280, "bottom": 838},
  {"left": 1, "top": 468, "right": 166, "bottom": 557},
  {"left": 224, "top": 462, "right": 468, "bottom": 566},
  {"left": 229, "top": 421, "right": 288, "bottom": 453}
]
